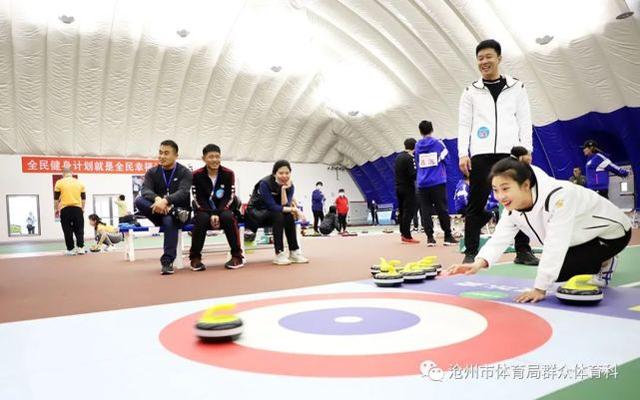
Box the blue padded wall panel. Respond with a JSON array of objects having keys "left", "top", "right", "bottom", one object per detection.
[{"left": 349, "top": 106, "right": 640, "bottom": 212}]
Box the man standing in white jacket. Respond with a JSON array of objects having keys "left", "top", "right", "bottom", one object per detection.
[{"left": 458, "top": 39, "right": 539, "bottom": 266}]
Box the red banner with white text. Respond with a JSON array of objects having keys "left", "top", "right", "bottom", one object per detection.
[{"left": 21, "top": 156, "right": 158, "bottom": 174}]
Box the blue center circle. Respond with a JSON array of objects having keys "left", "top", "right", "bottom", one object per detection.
[{"left": 278, "top": 307, "right": 421, "bottom": 335}]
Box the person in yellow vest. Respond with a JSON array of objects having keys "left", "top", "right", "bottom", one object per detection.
[
  {"left": 54, "top": 167, "right": 86, "bottom": 255},
  {"left": 114, "top": 194, "right": 135, "bottom": 224},
  {"left": 88, "top": 214, "right": 123, "bottom": 252}
]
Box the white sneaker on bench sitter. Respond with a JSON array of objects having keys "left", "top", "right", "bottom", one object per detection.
[
  {"left": 289, "top": 249, "right": 309, "bottom": 264},
  {"left": 273, "top": 252, "right": 291, "bottom": 265}
]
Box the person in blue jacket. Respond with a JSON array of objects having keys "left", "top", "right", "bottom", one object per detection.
[
  {"left": 454, "top": 176, "right": 470, "bottom": 215},
  {"left": 485, "top": 190, "right": 500, "bottom": 222},
  {"left": 582, "top": 140, "right": 629, "bottom": 199},
  {"left": 311, "top": 181, "right": 325, "bottom": 233},
  {"left": 455, "top": 175, "right": 499, "bottom": 222},
  {"left": 415, "top": 120, "right": 458, "bottom": 246}
]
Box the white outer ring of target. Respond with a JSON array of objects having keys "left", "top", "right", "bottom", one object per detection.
[{"left": 235, "top": 298, "right": 488, "bottom": 355}]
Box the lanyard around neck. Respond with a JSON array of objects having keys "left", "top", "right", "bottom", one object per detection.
[{"left": 162, "top": 165, "right": 177, "bottom": 194}]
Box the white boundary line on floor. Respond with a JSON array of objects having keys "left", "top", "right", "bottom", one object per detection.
[{"left": 619, "top": 281, "right": 640, "bottom": 288}]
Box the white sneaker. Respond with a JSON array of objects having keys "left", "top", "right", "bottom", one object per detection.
[
  {"left": 75, "top": 247, "right": 86, "bottom": 255},
  {"left": 273, "top": 252, "right": 291, "bottom": 265},
  {"left": 64, "top": 250, "right": 76, "bottom": 256},
  {"left": 588, "top": 256, "right": 618, "bottom": 287},
  {"left": 289, "top": 249, "right": 309, "bottom": 264}
]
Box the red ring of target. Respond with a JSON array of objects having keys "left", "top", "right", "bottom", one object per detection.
[{"left": 159, "top": 292, "right": 552, "bottom": 377}]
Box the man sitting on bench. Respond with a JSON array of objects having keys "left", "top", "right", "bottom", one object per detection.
[
  {"left": 135, "top": 140, "right": 192, "bottom": 275},
  {"left": 190, "top": 144, "right": 245, "bottom": 270}
]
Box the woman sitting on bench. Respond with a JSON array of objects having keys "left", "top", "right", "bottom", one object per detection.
[{"left": 245, "top": 160, "right": 309, "bottom": 265}]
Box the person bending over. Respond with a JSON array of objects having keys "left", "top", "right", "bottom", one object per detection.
[{"left": 447, "top": 147, "right": 631, "bottom": 303}]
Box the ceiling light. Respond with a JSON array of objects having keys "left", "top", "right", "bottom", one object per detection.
[
  {"left": 616, "top": 11, "right": 634, "bottom": 19},
  {"left": 271, "top": 66, "right": 282, "bottom": 73},
  {"left": 535, "top": 35, "right": 554, "bottom": 45},
  {"left": 59, "top": 15, "right": 75, "bottom": 24},
  {"left": 348, "top": 111, "right": 360, "bottom": 117},
  {"left": 176, "top": 29, "right": 190, "bottom": 38}
]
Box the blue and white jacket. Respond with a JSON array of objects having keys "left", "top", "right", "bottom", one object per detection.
[
  {"left": 585, "top": 153, "right": 628, "bottom": 191},
  {"left": 311, "top": 189, "right": 325, "bottom": 212},
  {"left": 415, "top": 136, "right": 448, "bottom": 189},
  {"left": 453, "top": 179, "right": 499, "bottom": 213},
  {"left": 454, "top": 180, "right": 469, "bottom": 213}
]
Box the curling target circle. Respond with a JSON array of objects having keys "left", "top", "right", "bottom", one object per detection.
[{"left": 159, "top": 292, "right": 552, "bottom": 377}]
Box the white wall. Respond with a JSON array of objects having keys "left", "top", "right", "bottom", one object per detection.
[{"left": 0, "top": 155, "right": 363, "bottom": 242}]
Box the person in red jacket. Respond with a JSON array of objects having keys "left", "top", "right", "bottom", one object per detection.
[{"left": 335, "top": 189, "right": 350, "bottom": 233}]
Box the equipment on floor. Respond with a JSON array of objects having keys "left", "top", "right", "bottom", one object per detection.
[
  {"left": 418, "top": 256, "right": 442, "bottom": 274},
  {"left": 402, "top": 259, "right": 438, "bottom": 282},
  {"left": 374, "top": 266, "right": 404, "bottom": 287},
  {"left": 371, "top": 258, "right": 402, "bottom": 276},
  {"left": 195, "top": 304, "right": 244, "bottom": 342},
  {"left": 373, "top": 259, "right": 404, "bottom": 287},
  {"left": 555, "top": 274, "right": 604, "bottom": 305},
  {"left": 401, "top": 262, "right": 432, "bottom": 283}
]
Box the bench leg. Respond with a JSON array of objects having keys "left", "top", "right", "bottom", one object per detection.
[
  {"left": 125, "top": 229, "right": 135, "bottom": 262},
  {"left": 239, "top": 225, "right": 246, "bottom": 254},
  {"left": 176, "top": 229, "right": 187, "bottom": 269},
  {"left": 296, "top": 223, "right": 302, "bottom": 251}
]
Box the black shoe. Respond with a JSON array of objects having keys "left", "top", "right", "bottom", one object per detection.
[
  {"left": 161, "top": 262, "right": 175, "bottom": 275},
  {"left": 444, "top": 236, "right": 459, "bottom": 246},
  {"left": 426, "top": 236, "right": 436, "bottom": 247},
  {"left": 514, "top": 251, "right": 540, "bottom": 266},
  {"left": 172, "top": 207, "right": 191, "bottom": 224},
  {"left": 225, "top": 256, "right": 245, "bottom": 270},
  {"left": 190, "top": 259, "right": 206, "bottom": 272},
  {"left": 462, "top": 253, "right": 476, "bottom": 264}
]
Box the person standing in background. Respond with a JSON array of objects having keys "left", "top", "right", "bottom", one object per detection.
[
  {"left": 335, "top": 189, "right": 350, "bottom": 233},
  {"left": 394, "top": 138, "right": 419, "bottom": 244},
  {"left": 582, "top": 140, "right": 628, "bottom": 198},
  {"left": 415, "top": 120, "right": 458, "bottom": 247},
  {"left": 311, "top": 181, "right": 326, "bottom": 233},
  {"left": 26, "top": 211, "right": 36, "bottom": 234},
  {"left": 569, "top": 167, "right": 586, "bottom": 186},
  {"left": 457, "top": 38, "right": 539, "bottom": 266},
  {"left": 115, "top": 194, "right": 136, "bottom": 224},
  {"left": 54, "top": 167, "right": 86, "bottom": 256},
  {"left": 369, "top": 200, "right": 379, "bottom": 225}
]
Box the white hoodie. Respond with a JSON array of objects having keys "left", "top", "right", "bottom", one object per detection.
[
  {"left": 477, "top": 166, "right": 630, "bottom": 291},
  {"left": 458, "top": 75, "right": 533, "bottom": 158}
]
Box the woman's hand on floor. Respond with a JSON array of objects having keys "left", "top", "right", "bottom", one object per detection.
[
  {"left": 445, "top": 259, "right": 487, "bottom": 276},
  {"left": 514, "top": 288, "right": 546, "bottom": 303}
]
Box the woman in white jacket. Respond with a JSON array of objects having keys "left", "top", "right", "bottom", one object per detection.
[{"left": 447, "top": 146, "right": 631, "bottom": 303}]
